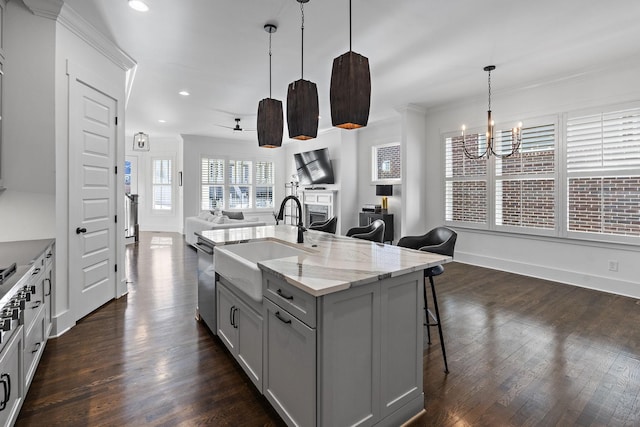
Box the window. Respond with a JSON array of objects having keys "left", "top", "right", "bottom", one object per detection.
[
  {"left": 201, "top": 157, "right": 275, "bottom": 211},
  {"left": 201, "top": 158, "right": 225, "bottom": 210},
  {"left": 445, "top": 133, "right": 488, "bottom": 225},
  {"left": 228, "top": 160, "right": 252, "bottom": 209},
  {"left": 495, "top": 123, "right": 556, "bottom": 230},
  {"left": 255, "top": 161, "right": 275, "bottom": 209},
  {"left": 567, "top": 106, "right": 640, "bottom": 238},
  {"left": 152, "top": 158, "right": 172, "bottom": 210},
  {"left": 445, "top": 119, "right": 557, "bottom": 232},
  {"left": 372, "top": 142, "right": 401, "bottom": 183}
]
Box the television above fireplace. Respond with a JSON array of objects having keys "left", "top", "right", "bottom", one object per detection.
[{"left": 294, "top": 148, "right": 335, "bottom": 185}]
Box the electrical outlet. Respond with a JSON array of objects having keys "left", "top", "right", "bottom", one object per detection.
[{"left": 608, "top": 260, "right": 619, "bottom": 272}]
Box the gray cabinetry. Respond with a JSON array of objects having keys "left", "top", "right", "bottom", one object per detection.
[
  {"left": 264, "top": 298, "right": 316, "bottom": 427},
  {"left": 216, "top": 279, "right": 263, "bottom": 391},
  {"left": 43, "top": 246, "right": 54, "bottom": 336},
  {"left": 263, "top": 270, "right": 424, "bottom": 427},
  {"left": 0, "top": 325, "right": 22, "bottom": 427}
]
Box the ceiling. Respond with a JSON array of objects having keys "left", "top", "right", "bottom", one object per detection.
[{"left": 63, "top": 0, "right": 640, "bottom": 143}]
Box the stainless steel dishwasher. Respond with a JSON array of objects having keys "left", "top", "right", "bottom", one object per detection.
[{"left": 194, "top": 236, "right": 217, "bottom": 334}]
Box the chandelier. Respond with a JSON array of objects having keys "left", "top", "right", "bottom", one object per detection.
[{"left": 461, "top": 65, "right": 522, "bottom": 159}]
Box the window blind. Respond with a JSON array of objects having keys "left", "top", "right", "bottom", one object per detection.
[{"left": 567, "top": 107, "right": 640, "bottom": 237}]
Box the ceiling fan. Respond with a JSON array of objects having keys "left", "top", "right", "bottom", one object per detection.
[{"left": 217, "top": 118, "right": 255, "bottom": 132}]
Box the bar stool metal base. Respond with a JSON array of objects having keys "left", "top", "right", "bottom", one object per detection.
[{"left": 424, "top": 275, "right": 449, "bottom": 374}]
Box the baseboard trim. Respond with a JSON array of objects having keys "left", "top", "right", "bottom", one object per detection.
[{"left": 457, "top": 252, "right": 640, "bottom": 299}]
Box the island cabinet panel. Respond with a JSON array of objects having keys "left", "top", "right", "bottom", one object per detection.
[
  {"left": 216, "top": 280, "right": 263, "bottom": 391},
  {"left": 263, "top": 270, "right": 424, "bottom": 427},
  {"left": 264, "top": 298, "right": 316, "bottom": 427},
  {"left": 379, "top": 276, "right": 422, "bottom": 418},
  {"left": 319, "top": 284, "right": 380, "bottom": 426},
  {"left": 0, "top": 326, "right": 23, "bottom": 427}
]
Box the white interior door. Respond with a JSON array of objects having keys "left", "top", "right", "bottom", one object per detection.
[{"left": 69, "top": 78, "right": 117, "bottom": 320}]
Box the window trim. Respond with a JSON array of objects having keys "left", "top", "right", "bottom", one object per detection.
[
  {"left": 372, "top": 142, "right": 402, "bottom": 184},
  {"left": 150, "top": 156, "right": 174, "bottom": 214}
]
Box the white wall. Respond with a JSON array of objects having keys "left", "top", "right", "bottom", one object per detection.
[
  {"left": 356, "top": 116, "right": 402, "bottom": 241},
  {"left": 423, "top": 60, "right": 640, "bottom": 298},
  {"left": 182, "top": 134, "right": 286, "bottom": 228},
  {"left": 126, "top": 135, "right": 184, "bottom": 233},
  {"left": 284, "top": 128, "right": 358, "bottom": 234},
  {"left": 0, "top": 1, "right": 56, "bottom": 242}
]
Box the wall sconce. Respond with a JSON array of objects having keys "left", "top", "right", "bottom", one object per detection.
[
  {"left": 132, "top": 132, "right": 150, "bottom": 151},
  {"left": 376, "top": 184, "right": 393, "bottom": 211}
]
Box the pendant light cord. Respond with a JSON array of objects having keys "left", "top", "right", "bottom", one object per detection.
[
  {"left": 269, "top": 30, "right": 272, "bottom": 98},
  {"left": 349, "top": 0, "right": 352, "bottom": 51},
  {"left": 488, "top": 68, "right": 492, "bottom": 111},
  {"left": 300, "top": 1, "right": 305, "bottom": 79}
]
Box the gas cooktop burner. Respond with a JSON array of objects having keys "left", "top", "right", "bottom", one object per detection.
[{"left": 0, "top": 263, "right": 17, "bottom": 284}]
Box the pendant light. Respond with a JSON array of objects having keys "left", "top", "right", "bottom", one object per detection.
[
  {"left": 287, "top": 0, "right": 319, "bottom": 140},
  {"left": 330, "top": 0, "right": 371, "bottom": 129},
  {"left": 132, "top": 132, "right": 150, "bottom": 151},
  {"left": 257, "top": 23, "right": 284, "bottom": 148}
]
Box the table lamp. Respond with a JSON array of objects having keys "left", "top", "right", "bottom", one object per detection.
[{"left": 376, "top": 185, "right": 393, "bottom": 211}]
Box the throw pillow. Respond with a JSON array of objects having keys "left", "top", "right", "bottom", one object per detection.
[{"left": 222, "top": 210, "right": 244, "bottom": 220}]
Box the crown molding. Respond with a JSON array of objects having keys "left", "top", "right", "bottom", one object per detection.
[
  {"left": 22, "top": 0, "right": 64, "bottom": 20},
  {"left": 57, "top": 4, "right": 137, "bottom": 71}
]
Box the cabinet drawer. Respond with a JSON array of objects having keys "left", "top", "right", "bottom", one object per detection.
[
  {"left": 0, "top": 326, "right": 23, "bottom": 427},
  {"left": 263, "top": 272, "right": 316, "bottom": 328},
  {"left": 24, "top": 305, "right": 45, "bottom": 389}
]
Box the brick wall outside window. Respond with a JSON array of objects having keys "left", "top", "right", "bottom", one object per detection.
[
  {"left": 567, "top": 106, "right": 640, "bottom": 240},
  {"left": 568, "top": 176, "right": 640, "bottom": 236}
]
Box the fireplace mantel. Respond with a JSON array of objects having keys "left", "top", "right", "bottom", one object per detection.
[{"left": 302, "top": 190, "right": 337, "bottom": 227}]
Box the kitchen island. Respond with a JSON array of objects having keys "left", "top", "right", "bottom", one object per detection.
[{"left": 197, "top": 225, "right": 451, "bottom": 427}]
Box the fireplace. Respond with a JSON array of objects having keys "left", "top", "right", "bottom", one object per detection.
[
  {"left": 306, "top": 204, "right": 329, "bottom": 226},
  {"left": 302, "top": 190, "right": 337, "bottom": 228}
]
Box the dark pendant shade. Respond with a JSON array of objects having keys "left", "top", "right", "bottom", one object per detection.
[
  {"left": 287, "top": 79, "right": 319, "bottom": 140},
  {"left": 257, "top": 98, "right": 283, "bottom": 148},
  {"left": 330, "top": 51, "right": 371, "bottom": 130}
]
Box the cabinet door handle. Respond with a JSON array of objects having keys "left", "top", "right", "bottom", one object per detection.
[
  {"left": 32, "top": 301, "right": 42, "bottom": 309},
  {"left": 32, "top": 342, "right": 41, "bottom": 354},
  {"left": 232, "top": 307, "right": 238, "bottom": 329},
  {"left": 275, "top": 311, "right": 292, "bottom": 325},
  {"left": 0, "top": 373, "right": 10, "bottom": 410},
  {"left": 45, "top": 278, "right": 51, "bottom": 296},
  {"left": 276, "top": 289, "right": 294, "bottom": 300},
  {"left": 32, "top": 268, "right": 41, "bottom": 275},
  {"left": 229, "top": 305, "right": 236, "bottom": 328}
]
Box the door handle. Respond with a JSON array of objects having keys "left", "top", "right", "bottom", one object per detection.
[{"left": 76, "top": 227, "right": 87, "bottom": 234}]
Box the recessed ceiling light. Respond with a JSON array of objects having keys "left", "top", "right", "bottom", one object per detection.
[
  {"left": 158, "top": 119, "right": 166, "bottom": 123},
  {"left": 128, "top": 0, "right": 149, "bottom": 12},
  {"left": 179, "top": 91, "right": 190, "bottom": 96}
]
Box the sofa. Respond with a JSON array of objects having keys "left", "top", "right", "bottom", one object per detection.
[{"left": 184, "top": 211, "right": 267, "bottom": 246}]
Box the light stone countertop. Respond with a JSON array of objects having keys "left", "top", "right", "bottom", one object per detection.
[{"left": 198, "top": 225, "right": 451, "bottom": 297}]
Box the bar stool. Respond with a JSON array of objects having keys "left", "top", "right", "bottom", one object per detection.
[
  {"left": 308, "top": 217, "right": 338, "bottom": 234},
  {"left": 346, "top": 219, "right": 385, "bottom": 243},
  {"left": 397, "top": 226, "right": 457, "bottom": 373}
]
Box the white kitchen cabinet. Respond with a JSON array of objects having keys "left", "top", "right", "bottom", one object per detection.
[
  {"left": 0, "top": 325, "right": 23, "bottom": 427},
  {"left": 263, "top": 270, "right": 424, "bottom": 427},
  {"left": 216, "top": 279, "right": 263, "bottom": 391}
]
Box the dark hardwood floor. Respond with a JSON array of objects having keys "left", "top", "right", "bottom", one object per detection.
[{"left": 16, "top": 232, "right": 640, "bottom": 426}]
